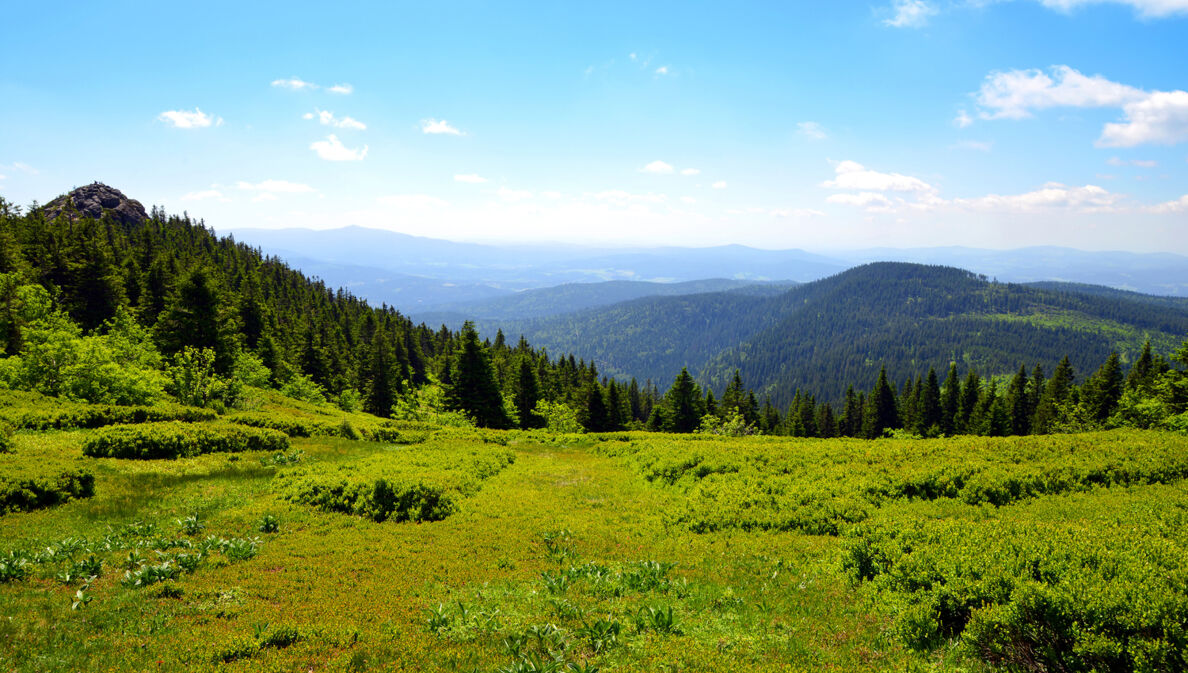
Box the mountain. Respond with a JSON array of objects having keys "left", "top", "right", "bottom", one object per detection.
[
  {"left": 833, "top": 246, "right": 1188, "bottom": 296},
  {"left": 482, "top": 263, "right": 1188, "bottom": 406},
  {"left": 410, "top": 278, "right": 799, "bottom": 325}
]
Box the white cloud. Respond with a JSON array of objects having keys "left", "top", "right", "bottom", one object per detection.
[
  {"left": 827, "top": 192, "right": 895, "bottom": 208},
  {"left": 680, "top": 168, "right": 701, "bottom": 176},
  {"left": 497, "top": 187, "right": 534, "bottom": 202},
  {"left": 328, "top": 83, "right": 354, "bottom": 95},
  {"left": 1147, "top": 194, "right": 1188, "bottom": 214},
  {"left": 680, "top": 196, "right": 697, "bottom": 204},
  {"left": 823, "top": 160, "right": 936, "bottom": 193},
  {"left": 272, "top": 77, "right": 318, "bottom": 91},
  {"left": 1037, "top": 0, "right": 1188, "bottom": 18},
  {"left": 974, "top": 66, "right": 1144, "bottom": 120},
  {"left": 158, "top": 108, "right": 222, "bottom": 129},
  {"left": 969, "top": 65, "right": 1188, "bottom": 147},
  {"left": 421, "top": 118, "right": 464, "bottom": 135},
  {"left": 797, "top": 121, "right": 828, "bottom": 140},
  {"left": 1098, "top": 90, "right": 1188, "bottom": 147},
  {"left": 655, "top": 66, "right": 669, "bottom": 75},
  {"left": 0, "top": 162, "right": 38, "bottom": 175},
  {"left": 305, "top": 109, "right": 366, "bottom": 130},
  {"left": 310, "top": 134, "right": 368, "bottom": 161},
  {"left": 641, "top": 160, "right": 675, "bottom": 174},
  {"left": 1106, "top": 156, "right": 1158, "bottom": 167},
  {"left": 376, "top": 194, "right": 450, "bottom": 211},
  {"left": 884, "top": 0, "right": 937, "bottom": 27},
  {"left": 454, "top": 173, "right": 488, "bottom": 184},
  {"left": 949, "top": 140, "right": 993, "bottom": 151},
  {"left": 954, "top": 110, "right": 974, "bottom": 128},
  {"left": 771, "top": 208, "right": 826, "bottom": 218},
  {"left": 252, "top": 192, "right": 278, "bottom": 203},
  {"left": 712, "top": 180, "right": 727, "bottom": 189},
  {"left": 181, "top": 189, "right": 229, "bottom": 202},
  {"left": 541, "top": 190, "right": 563, "bottom": 200},
  {"left": 953, "top": 183, "right": 1124, "bottom": 213},
  {"left": 0, "top": 174, "right": 5, "bottom": 181},
  {"left": 236, "top": 180, "right": 316, "bottom": 193}
]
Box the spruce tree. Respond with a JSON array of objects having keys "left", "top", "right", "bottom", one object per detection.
[
  {"left": 664, "top": 368, "right": 703, "bottom": 433},
  {"left": 940, "top": 363, "right": 960, "bottom": 436},
  {"left": 447, "top": 322, "right": 512, "bottom": 429},
  {"left": 513, "top": 356, "right": 543, "bottom": 429},
  {"left": 863, "top": 366, "right": 898, "bottom": 438},
  {"left": 917, "top": 368, "right": 942, "bottom": 435}
]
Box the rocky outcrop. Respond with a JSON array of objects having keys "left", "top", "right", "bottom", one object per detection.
[{"left": 42, "top": 182, "right": 147, "bottom": 227}]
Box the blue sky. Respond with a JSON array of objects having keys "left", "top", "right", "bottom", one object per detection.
[{"left": 1, "top": 0, "right": 1186, "bottom": 251}]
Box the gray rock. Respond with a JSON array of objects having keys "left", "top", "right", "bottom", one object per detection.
[{"left": 42, "top": 182, "right": 147, "bottom": 227}]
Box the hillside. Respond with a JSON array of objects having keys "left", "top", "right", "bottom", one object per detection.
[
  {"left": 410, "top": 278, "right": 798, "bottom": 325},
  {"left": 488, "top": 263, "right": 1188, "bottom": 405}
]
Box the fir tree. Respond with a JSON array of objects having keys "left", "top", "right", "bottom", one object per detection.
[{"left": 447, "top": 322, "right": 512, "bottom": 429}]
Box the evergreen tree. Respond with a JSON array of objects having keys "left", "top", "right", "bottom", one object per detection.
[
  {"left": 940, "top": 362, "right": 960, "bottom": 436},
  {"left": 957, "top": 370, "right": 981, "bottom": 434},
  {"left": 1126, "top": 341, "right": 1157, "bottom": 393},
  {"left": 154, "top": 265, "right": 237, "bottom": 373},
  {"left": 447, "top": 322, "right": 512, "bottom": 429},
  {"left": 816, "top": 402, "right": 837, "bottom": 438},
  {"left": 582, "top": 381, "right": 609, "bottom": 432},
  {"left": 1005, "top": 365, "right": 1031, "bottom": 436},
  {"left": 1082, "top": 352, "right": 1124, "bottom": 423},
  {"left": 513, "top": 356, "right": 543, "bottom": 429},
  {"left": 863, "top": 366, "right": 898, "bottom": 438},
  {"left": 664, "top": 367, "right": 704, "bottom": 433},
  {"left": 1034, "top": 356, "right": 1074, "bottom": 434},
  {"left": 365, "top": 326, "right": 397, "bottom": 417},
  {"left": 917, "top": 368, "right": 942, "bottom": 435},
  {"left": 606, "top": 380, "right": 626, "bottom": 431}
]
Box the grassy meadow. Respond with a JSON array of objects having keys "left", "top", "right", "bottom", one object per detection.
[{"left": 1, "top": 390, "right": 1186, "bottom": 672}]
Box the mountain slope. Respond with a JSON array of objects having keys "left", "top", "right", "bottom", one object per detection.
[{"left": 488, "top": 263, "right": 1188, "bottom": 405}]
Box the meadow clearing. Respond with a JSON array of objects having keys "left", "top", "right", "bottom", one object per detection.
[{"left": 1, "top": 391, "right": 1185, "bottom": 672}]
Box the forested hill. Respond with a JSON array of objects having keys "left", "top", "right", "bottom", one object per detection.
[
  {"left": 489, "top": 262, "right": 1188, "bottom": 407},
  {"left": 0, "top": 184, "right": 610, "bottom": 423}
]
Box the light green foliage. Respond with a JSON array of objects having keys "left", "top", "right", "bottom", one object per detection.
[
  {"left": 279, "top": 372, "right": 326, "bottom": 405},
  {"left": 81, "top": 421, "right": 289, "bottom": 459},
  {"left": 0, "top": 453, "right": 94, "bottom": 514},
  {"left": 335, "top": 388, "right": 363, "bottom": 412},
  {"left": 0, "top": 300, "right": 167, "bottom": 405},
  {"left": 695, "top": 411, "right": 756, "bottom": 436},
  {"left": 533, "top": 399, "right": 583, "bottom": 433},
  {"left": 232, "top": 351, "right": 272, "bottom": 388},
  {"left": 276, "top": 442, "right": 514, "bottom": 522},
  {"left": 393, "top": 382, "right": 475, "bottom": 427},
  {"left": 168, "top": 346, "right": 243, "bottom": 410},
  {"left": 0, "top": 389, "right": 215, "bottom": 430}
]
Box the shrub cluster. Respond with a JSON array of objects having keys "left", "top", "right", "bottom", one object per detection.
[
  {"left": 0, "top": 462, "right": 94, "bottom": 514},
  {"left": 276, "top": 445, "right": 514, "bottom": 522},
  {"left": 82, "top": 422, "right": 288, "bottom": 459},
  {"left": 226, "top": 412, "right": 425, "bottom": 443},
  {"left": 841, "top": 487, "right": 1188, "bottom": 672},
  {"left": 0, "top": 393, "right": 216, "bottom": 431}
]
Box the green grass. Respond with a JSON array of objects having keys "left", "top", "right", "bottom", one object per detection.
[{"left": 1, "top": 393, "right": 1186, "bottom": 671}]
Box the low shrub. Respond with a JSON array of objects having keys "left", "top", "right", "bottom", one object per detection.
[
  {"left": 0, "top": 459, "right": 95, "bottom": 514},
  {"left": 82, "top": 422, "right": 288, "bottom": 460},
  {"left": 0, "top": 402, "right": 216, "bottom": 431}
]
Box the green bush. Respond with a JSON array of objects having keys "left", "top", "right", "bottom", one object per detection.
[
  {"left": 82, "top": 422, "right": 288, "bottom": 460},
  {"left": 0, "top": 402, "right": 217, "bottom": 431},
  {"left": 0, "top": 459, "right": 94, "bottom": 514},
  {"left": 276, "top": 445, "right": 514, "bottom": 523}
]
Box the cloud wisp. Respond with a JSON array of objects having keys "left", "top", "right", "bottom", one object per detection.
[{"left": 310, "top": 135, "right": 368, "bottom": 161}]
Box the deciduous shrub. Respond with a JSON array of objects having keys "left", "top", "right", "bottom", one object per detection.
[
  {"left": 0, "top": 462, "right": 94, "bottom": 514},
  {"left": 82, "top": 422, "right": 288, "bottom": 459}
]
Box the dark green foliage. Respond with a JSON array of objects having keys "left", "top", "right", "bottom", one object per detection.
[
  {"left": 154, "top": 266, "right": 238, "bottom": 374},
  {"left": 0, "top": 392, "right": 216, "bottom": 431},
  {"left": 0, "top": 465, "right": 94, "bottom": 514},
  {"left": 513, "top": 356, "right": 543, "bottom": 429},
  {"left": 81, "top": 422, "right": 288, "bottom": 459},
  {"left": 1082, "top": 352, "right": 1124, "bottom": 423},
  {"left": 447, "top": 322, "right": 513, "bottom": 429},
  {"left": 863, "top": 367, "right": 898, "bottom": 438},
  {"left": 662, "top": 368, "right": 703, "bottom": 433}
]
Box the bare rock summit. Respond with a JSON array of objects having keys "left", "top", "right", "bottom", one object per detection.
[{"left": 43, "top": 182, "right": 148, "bottom": 227}]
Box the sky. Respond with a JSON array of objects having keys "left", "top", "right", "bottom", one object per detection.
[{"left": 1, "top": 0, "right": 1186, "bottom": 252}]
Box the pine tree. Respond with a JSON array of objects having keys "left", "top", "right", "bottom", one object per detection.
[
  {"left": 1082, "top": 352, "right": 1124, "bottom": 423},
  {"left": 582, "top": 381, "right": 609, "bottom": 432},
  {"left": 513, "top": 356, "right": 543, "bottom": 429},
  {"left": 863, "top": 366, "right": 898, "bottom": 438},
  {"left": 940, "top": 363, "right": 960, "bottom": 436},
  {"left": 664, "top": 368, "right": 704, "bottom": 433},
  {"left": 957, "top": 370, "right": 981, "bottom": 434},
  {"left": 1034, "top": 356, "right": 1074, "bottom": 434},
  {"left": 447, "top": 322, "right": 512, "bottom": 429},
  {"left": 917, "top": 368, "right": 942, "bottom": 435},
  {"left": 154, "top": 265, "right": 237, "bottom": 373},
  {"left": 1005, "top": 364, "right": 1030, "bottom": 436}
]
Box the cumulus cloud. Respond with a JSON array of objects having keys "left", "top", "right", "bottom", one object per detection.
[
  {"left": 797, "top": 121, "right": 828, "bottom": 140},
  {"left": 969, "top": 65, "right": 1188, "bottom": 147},
  {"left": 655, "top": 66, "right": 669, "bottom": 75},
  {"left": 158, "top": 108, "right": 222, "bottom": 129},
  {"left": 641, "top": 160, "right": 675, "bottom": 174},
  {"left": 421, "top": 118, "right": 464, "bottom": 135},
  {"left": 952, "top": 183, "right": 1124, "bottom": 213},
  {"left": 973, "top": 66, "right": 1144, "bottom": 120},
  {"left": 680, "top": 168, "right": 701, "bottom": 176},
  {"left": 823, "top": 160, "right": 936, "bottom": 193},
  {"left": 1098, "top": 90, "right": 1188, "bottom": 147},
  {"left": 310, "top": 135, "right": 368, "bottom": 161},
  {"left": 1147, "top": 194, "right": 1188, "bottom": 214},
  {"left": 271, "top": 77, "right": 318, "bottom": 91},
  {"left": 181, "top": 189, "right": 229, "bottom": 202},
  {"left": 304, "top": 109, "right": 366, "bottom": 130},
  {"left": 954, "top": 110, "right": 974, "bottom": 128},
  {"left": 1036, "top": 0, "right": 1188, "bottom": 18},
  {"left": 884, "top": 0, "right": 937, "bottom": 27},
  {"left": 328, "top": 83, "right": 354, "bottom": 94},
  {"left": 712, "top": 181, "right": 727, "bottom": 189},
  {"left": 454, "top": 173, "right": 488, "bottom": 183}
]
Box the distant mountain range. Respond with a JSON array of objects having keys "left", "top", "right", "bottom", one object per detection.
[
  {"left": 479, "top": 263, "right": 1188, "bottom": 406},
  {"left": 228, "top": 227, "right": 1188, "bottom": 314}
]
